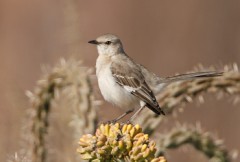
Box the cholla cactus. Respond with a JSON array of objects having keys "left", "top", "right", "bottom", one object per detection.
[
  {"left": 21, "top": 59, "right": 238, "bottom": 162},
  {"left": 137, "top": 64, "right": 240, "bottom": 134},
  {"left": 77, "top": 123, "right": 167, "bottom": 162},
  {"left": 156, "top": 124, "right": 230, "bottom": 162},
  {"left": 24, "top": 59, "right": 98, "bottom": 162}
]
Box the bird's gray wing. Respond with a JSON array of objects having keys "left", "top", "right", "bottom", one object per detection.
[{"left": 111, "top": 60, "right": 165, "bottom": 115}]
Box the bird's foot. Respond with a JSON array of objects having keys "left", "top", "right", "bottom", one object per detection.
[
  {"left": 125, "top": 120, "right": 133, "bottom": 124},
  {"left": 99, "top": 119, "right": 118, "bottom": 125}
]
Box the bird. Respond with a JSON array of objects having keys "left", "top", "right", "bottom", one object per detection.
[{"left": 88, "top": 34, "right": 222, "bottom": 122}]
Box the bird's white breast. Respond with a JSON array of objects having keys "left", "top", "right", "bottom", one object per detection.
[{"left": 96, "top": 56, "right": 139, "bottom": 110}]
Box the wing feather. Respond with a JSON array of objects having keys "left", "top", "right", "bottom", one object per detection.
[{"left": 111, "top": 62, "right": 165, "bottom": 115}]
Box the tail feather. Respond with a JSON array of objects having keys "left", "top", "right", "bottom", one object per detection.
[{"left": 158, "top": 71, "right": 223, "bottom": 83}]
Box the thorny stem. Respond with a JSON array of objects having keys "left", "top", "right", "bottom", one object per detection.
[
  {"left": 25, "top": 59, "right": 98, "bottom": 162},
  {"left": 156, "top": 124, "right": 230, "bottom": 162}
]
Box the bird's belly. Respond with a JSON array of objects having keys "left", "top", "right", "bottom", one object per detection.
[{"left": 97, "top": 70, "right": 139, "bottom": 110}]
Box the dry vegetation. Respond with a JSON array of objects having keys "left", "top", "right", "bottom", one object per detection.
[{"left": 7, "top": 59, "right": 239, "bottom": 162}]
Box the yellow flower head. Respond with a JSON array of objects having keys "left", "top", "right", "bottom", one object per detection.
[{"left": 77, "top": 123, "right": 167, "bottom": 162}]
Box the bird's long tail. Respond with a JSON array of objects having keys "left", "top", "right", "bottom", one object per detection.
[{"left": 158, "top": 71, "right": 223, "bottom": 84}]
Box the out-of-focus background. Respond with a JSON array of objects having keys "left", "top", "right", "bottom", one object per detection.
[{"left": 0, "top": 0, "right": 240, "bottom": 162}]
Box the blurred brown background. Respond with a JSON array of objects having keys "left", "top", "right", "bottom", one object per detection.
[{"left": 0, "top": 0, "right": 240, "bottom": 161}]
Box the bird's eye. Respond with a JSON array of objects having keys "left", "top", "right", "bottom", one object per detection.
[{"left": 105, "top": 41, "right": 111, "bottom": 45}]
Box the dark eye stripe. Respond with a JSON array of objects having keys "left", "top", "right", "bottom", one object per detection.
[{"left": 105, "top": 41, "right": 111, "bottom": 45}]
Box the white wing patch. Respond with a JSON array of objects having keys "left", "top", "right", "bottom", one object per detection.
[{"left": 123, "top": 85, "right": 141, "bottom": 93}]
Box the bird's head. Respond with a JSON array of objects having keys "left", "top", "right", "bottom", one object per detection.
[{"left": 88, "top": 34, "right": 124, "bottom": 56}]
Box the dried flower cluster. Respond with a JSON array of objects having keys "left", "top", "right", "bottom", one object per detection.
[{"left": 78, "top": 123, "right": 167, "bottom": 162}]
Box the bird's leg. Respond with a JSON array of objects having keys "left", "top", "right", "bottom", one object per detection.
[
  {"left": 107, "top": 109, "right": 134, "bottom": 124},
  {"left": 128, "top": 103, "right": 146, "bottom": 123}
]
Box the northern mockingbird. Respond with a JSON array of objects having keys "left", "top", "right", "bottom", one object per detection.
[{"left": 88, "top": 34, "right": 222, "bottom": 122}]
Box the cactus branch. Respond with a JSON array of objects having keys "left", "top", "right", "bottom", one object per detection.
[
  {"left": 24, "top": 59, "right": 98, "bottom": 162},
  {"left": 156, "top": 124, "right": 231, "bottom": 162},
  {"left": 136, "top": 64, "right": 240, "bottom": 134}
]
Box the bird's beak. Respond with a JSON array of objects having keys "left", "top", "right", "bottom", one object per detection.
[{"left": 88, "top": 40, "right": 99, "bottom": 45}]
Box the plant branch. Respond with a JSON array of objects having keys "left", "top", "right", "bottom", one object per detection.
[
  {"left": 156, "top": 124, "right": 231, "bottom": 162},
  {"left": 136, "top": 64, "right": 240, "bottom": 134},
  {"left": 24, "top": 59, "right": 98, "bottom": 162}
]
